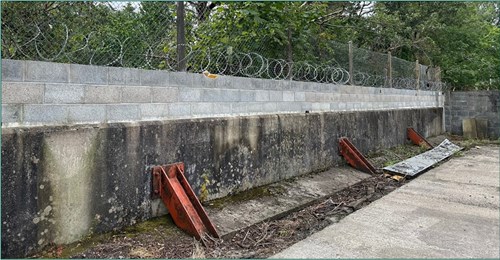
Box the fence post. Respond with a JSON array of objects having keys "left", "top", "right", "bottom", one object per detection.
[
  {"left": 348, "top": 41, "right": 353, "bottom": 85},
  {"left": 176, "top": 1, "right": 186, "bottom": 71},
  {"left": 387, "top": 51, "right": 392, "bottom": 88},
  {"left": 436, "top": 66, "right": 442, "bottom": 82},
  {"left": 415, "top": 60, "right": 420, "bottom": 90}
]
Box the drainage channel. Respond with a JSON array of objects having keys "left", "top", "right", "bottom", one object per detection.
[{"left": 31, "top": 142, "right": 432, "bottom": 259}]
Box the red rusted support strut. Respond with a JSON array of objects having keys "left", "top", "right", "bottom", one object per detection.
[
  {"left": 152, "top": 162, "right": 219, "bottom": 240},
  {"left": 407, "top": 128, "right": 433, "bottom": 149},
  {"left": 338, "top": 137, "right": 377, "bottom": 175}
]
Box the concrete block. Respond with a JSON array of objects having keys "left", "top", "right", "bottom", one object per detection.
[
  {"left": 255, "top": 90, "right": 270, "bottom": 101},
  {"left": 272, "top": 79, "right": 285, "bottom": 91},
  {"left": 290, "top": 102, "right": 303, "bottom": 112},
  {"left": 283, "top": 91, "right": 295, "bottom": 102},
  {"left": 2, "top": 104, "right": 23, "bottom": 123},
  {"left": 302, "top": 82, "right": 314, "bottom": 92},
  {"left": 84, "top": 85, "right": 121, "bottom": 103},
  {"left": 168, "top": 103, "right": 191, "bottom": 117},
  {"left": 203, "top": 89, "right": 240, "bottom": 102},
  {"left": 240, "top": 90, "right": 256, "bottom": 102},
  {"left": 201, "top": 89, "right": 222, "bottom": 102},
  {"left": 140, "top": 103, "right": 169, "bottom": 119},
  {"left": 191, "top": 103, "right": 214, "bottom": 116},
  {"left": 277, "top": 102, "right": 301, "bottom": 112},
  {"left": 312, "top": 102, "right": 330, "bottom": 111},
  {"left": 179, "top": 88, "right": 201, "bottom": 102},
  {"left": 213, "top": 103, "right": 232, "bottom": 114},
  {"left": 301, "top": 102, "right": 312, "bottom": 111},
  {"left": 168, "top": 72, "right": 192, "bottom": 87},
  {"left": 106, "top": 104, "right": 140, "bottom": 121},
  {"left": 24, "top": 105, "right": 68, "bottom": 125},
  {"left": 67, "top": 105, "right": 106, "bottom": 124},
  {"left": 44, "top": 84, "right": 84, "bottom": 104},
  {"left": 330, "top": 103, "right": 339, "bottom": 111},
  {"left": 247, "top": 102, "right": 263, "bottom": 113},
  {"left": 265, "top": 80, "right": 279, "bottom": 90},
  {"left": 320, "top": 85, "right": 331, "bottom": 92},
  {"left": 2, "top": 82, "right": 44, "bottom": 104},
  {"left": 215, "top": 75, "right": 236, "bottom": 89},
  {"left": 262, "top": 102, "right": 277, "bottom": 112},
  {"left": 269, "top": 91, "right": 283, "bottom": 101},
  {"left": 305, "top": 92, "right": 317, "bottom": 102},
  {"left": 2, "top": 59, "right": 24, "bottom": 81},
  {"left": 192, "top": 73, "right": 216, "bottom": 88},
  {"left": 223, "top": 89, "right": 240, "bottom": 102},
  {"left": 121, "top": 86, "right": 152, "bottom": 103},
  {"left": 311, "top": 83, "right": 321, "bottom": 92},
  {"left": 283, "top": 80, "right": 296, "bottom": 91},
  {"left": 151, "top": 87, "right": 178, "bottom": 103},
  {"left": 248, "top": 78, "right": 265, "bottom": 90},
  {"left": 109, "top": 67, "right": 140, "bottom": 85},
  {"left": 294, "top": 92, "right": 306, "bottom": 102},
  {"left": 70, "top": 64, "right": 107, "bottom": 84},
  {"left": 231, "top": 103, "right": 247, "bottom": 113},
  {"left": 140, "top": 69, "right": 168, "bottom": 86},
  {"left": 26, "top": 60, "right": 69, "bottom": 83}
]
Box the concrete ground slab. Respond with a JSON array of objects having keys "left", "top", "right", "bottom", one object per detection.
[
  {"left": 205, "top": 167, "right": 370, "bottom": 235},
  {"left": 272, "top": 146, "right": 499, "bottom": 258}
]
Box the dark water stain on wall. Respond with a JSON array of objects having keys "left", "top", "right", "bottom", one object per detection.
[{"left": 1, "top": 108, "right": 443, "bottom": 258}]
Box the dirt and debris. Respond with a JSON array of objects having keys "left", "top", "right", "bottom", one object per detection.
[
  {"left": 32, "top": 174, "right": 407, "bottom": 259},
  {"left": 30, "top": 136, "right": 486, "bottom": 259},
  {"left": 198, "top": 174, "right": 406, "bottom": 258}
]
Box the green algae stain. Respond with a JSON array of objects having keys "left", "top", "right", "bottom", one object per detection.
[
  {"left": 208, "top": 184, "right": 285, "bottom": 209},
  {"left": 199, "top": 172, "right": 211, "bottom": 202}
]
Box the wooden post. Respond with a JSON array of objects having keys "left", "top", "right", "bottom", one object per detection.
[
  {"left": 415, "top": 60, "right": 420, "bottom": 90},
  {"left": 176, "top": 1, "right": 186, "bottom": 71},
  {"left": 387, "top": 51, "right": 392, "bottom": 88},
  {"left": 348, "top": 41, "right": 353, "bottom": 85}
]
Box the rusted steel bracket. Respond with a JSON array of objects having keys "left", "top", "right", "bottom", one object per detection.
[
  {"left": 407, "top": 128, "right": 433, "bottom": 149},
  {"left": 338, "top": 137, "right": 377, "bottom": 175},
  {"left": 152, "top": 162, "right": 219, "bottom": 240}
]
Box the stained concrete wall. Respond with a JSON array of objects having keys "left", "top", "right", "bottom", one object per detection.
[
  {"left": 2, "top": 59, "right": 443, "bottom": 127},
  {"left": 1, "top": 108, "right": 443, "bottom": 258},
  {"left": 444, "top": 91, "right": 499, "bottom": 139}
]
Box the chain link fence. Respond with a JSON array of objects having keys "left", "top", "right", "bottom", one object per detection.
[{"left": 1, "top": 1, "right": 445, "bottom": 90}]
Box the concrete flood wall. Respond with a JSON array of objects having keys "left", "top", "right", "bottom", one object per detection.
[
  {"left": 2, "top": 59, "right": 445, "bottom": 257},
  {"left": 444, "top": 91, "right": 499, "bottom": 139},
  {"left": 2, "top": 108, "right": 443, "bottom": 258}
]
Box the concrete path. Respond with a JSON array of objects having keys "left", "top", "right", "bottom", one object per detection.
[{"left": 273, "top": 145, "right": 500, "bottom": 258}]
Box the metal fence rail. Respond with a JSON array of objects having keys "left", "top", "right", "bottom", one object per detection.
[{"left": 1, "top": 1, "right": 445, "bottom": 91}]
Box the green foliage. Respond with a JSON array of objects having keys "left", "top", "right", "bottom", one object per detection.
[
  {"left": 362, "top": 2, "right": 499, "bottom": 90},
  {"left": 2, "top": 1, "right": 498, "bottom": 89}
]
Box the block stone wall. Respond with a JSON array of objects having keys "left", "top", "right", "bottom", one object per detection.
[
  {"left": 2, "top": 59, "right": 444, "bottom": 127},
  {"left": 444, "top": 91, "right": 499, "bottom": 139}
]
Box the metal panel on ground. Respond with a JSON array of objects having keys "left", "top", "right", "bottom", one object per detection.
[{"left": 383, "top": 139, "right": 462, "bottom": 177}]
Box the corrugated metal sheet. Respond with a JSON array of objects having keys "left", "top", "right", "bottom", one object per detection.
[{"left": 383, "top": 139, "right": 462, "bottom": 177}]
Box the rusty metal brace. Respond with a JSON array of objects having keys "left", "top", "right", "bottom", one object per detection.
[
  {"left": 407, "top": 128, "right": 433, "bottom": 149},
  {"left": 152, "top": 162, "right": 219, "bottom": 240},
  {"left": 338, "top": 137, "right": 377, "bottom": 175}
]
